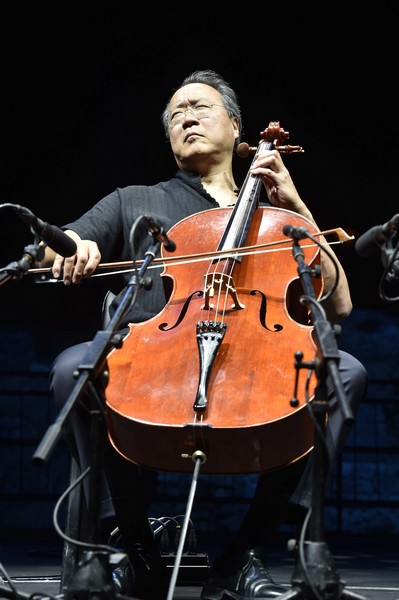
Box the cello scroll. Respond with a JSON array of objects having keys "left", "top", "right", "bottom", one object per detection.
[{"left": 236, "top": 121, "right": 304, "bottom": 157}]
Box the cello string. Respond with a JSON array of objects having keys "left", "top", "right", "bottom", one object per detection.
[{"left": 207, "top": 139, "right": 271, "bottom": 325}]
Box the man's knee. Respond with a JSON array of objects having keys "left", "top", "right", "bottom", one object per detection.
[{"left": 50, "top": 342, "right": 91, "bottom": 407}]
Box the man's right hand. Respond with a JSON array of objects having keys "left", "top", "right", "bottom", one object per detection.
[{"left": 51, "top": 230, "right": 102, "bottom": 285}]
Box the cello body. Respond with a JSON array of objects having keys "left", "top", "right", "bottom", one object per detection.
[{"left": 104, "top": 205, "right": 320, "bottom": 474}]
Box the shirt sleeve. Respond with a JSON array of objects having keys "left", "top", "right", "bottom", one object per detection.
[{"left": 62, "top": 189, "right": 123, "bottom": 261}]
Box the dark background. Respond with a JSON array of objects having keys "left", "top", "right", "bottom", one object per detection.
[
  {"left": 1, "top": 9, "right": 398, "bottom": 319},
  {"left": 1, "top": 10, "right": 398, "bottom": 335}
]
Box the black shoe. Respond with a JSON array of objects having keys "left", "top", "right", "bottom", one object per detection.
[{"left": 201, "top": 548, "right": 286, "bottom": 600}]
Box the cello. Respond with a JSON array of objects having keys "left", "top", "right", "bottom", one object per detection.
[{"left": 104, "top": 122, "right": 322, "bottom": 475}]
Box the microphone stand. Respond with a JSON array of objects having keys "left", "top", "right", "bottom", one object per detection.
[
  {"left": 25, "top": 239, "right": 162, "bottom": 600},
  {"left": 279, "top": 237, "right": 368, "bottom": 600},
  {"left": 0, "top": 238, "right": 44, "bottom": 286}
]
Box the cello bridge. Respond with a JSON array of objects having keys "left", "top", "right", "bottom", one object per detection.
[{"left": 202, "top": 272, "right": 245, "bottom": 310}]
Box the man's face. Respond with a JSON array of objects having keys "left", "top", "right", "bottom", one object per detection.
[{"left": 167, "top": 83, "right": 239, "bottom": 171}]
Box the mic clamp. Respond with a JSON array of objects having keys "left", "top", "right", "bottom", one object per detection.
[
  {"left": 142, "top": 215, "right": 176, "bottom": 252},
  {"left": 282, "top": 224, "right": 310, "bottom": 241}
]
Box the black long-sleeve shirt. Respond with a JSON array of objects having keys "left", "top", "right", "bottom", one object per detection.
[{"left": 63, "top": 170, "right": 219, "bottom": 328}]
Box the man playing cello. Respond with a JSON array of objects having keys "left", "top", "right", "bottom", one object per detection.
[{"left": 39, "top": 70, "right": 367, "bottom": 600}]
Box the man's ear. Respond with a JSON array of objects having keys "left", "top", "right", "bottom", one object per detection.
[{"left": 232, "top": 117, "right": 240, "bottom": 141}]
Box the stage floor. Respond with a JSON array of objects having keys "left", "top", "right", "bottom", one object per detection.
[{"left": 0, "top": 532, "right": 398, "bottom": 600}]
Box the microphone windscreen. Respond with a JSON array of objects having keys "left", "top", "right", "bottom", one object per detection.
[{"left": 355, "top": 225, "right": 384, "bottom": 257}]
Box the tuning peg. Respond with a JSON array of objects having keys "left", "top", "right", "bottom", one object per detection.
[{"left": 236, "top": 142, "right": 304, "bottom": 158}]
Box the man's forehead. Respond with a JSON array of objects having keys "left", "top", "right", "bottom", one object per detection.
[{"left": 170, "top": 83, "right": 220, "bottom": 106}]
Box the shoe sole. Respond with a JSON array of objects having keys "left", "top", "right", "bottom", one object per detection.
[{"left": 201, "top": 584, "right": 287, "bottom": 600}]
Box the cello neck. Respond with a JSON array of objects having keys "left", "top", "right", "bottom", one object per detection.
[{"left": 218, "top": 139, "right": 272, "bottom": 254}]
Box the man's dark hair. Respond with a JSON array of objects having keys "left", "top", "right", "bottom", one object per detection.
[{"left": 161, "top": 69, "right": 242, "bottom": 145}]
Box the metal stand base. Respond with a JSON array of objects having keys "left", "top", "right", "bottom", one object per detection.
[{"left": 278, "top": 541, "right": 368, "bottom": 600}]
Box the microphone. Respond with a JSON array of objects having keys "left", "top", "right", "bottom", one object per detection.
[
  {"left": 142, "top": 215, "right": 176, "bottom": 252},
  {"left": 355, "top": 214, "right": 399, "bottom": 257},
  {"left": 282, "top": 224, "right": 310, "bottom": 240},
  {"left": 11, "top": 204, "right": 77, "bottom": 257}
]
